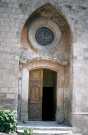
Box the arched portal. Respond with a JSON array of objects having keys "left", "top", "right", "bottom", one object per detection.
[
  {"left": 20, "top": 59, "right": 67, "bottom": 123},
  {"left": 19, "top": 2, "right": 72, "bottom": 125}
]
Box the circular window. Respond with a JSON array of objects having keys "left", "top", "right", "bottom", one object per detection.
[
  {"left": 28, "top": 18, "right": 61, "bottom": 50},
  {"left": 35, "top": 27, "right": 54, "bottom": 46}
]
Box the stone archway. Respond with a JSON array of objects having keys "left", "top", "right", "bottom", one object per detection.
[
  {"left": 20, "top": 59, "right": 68, "bottom": 123},
  {"left": 19, "top": 3, "right": 72, "bottom": 125}
]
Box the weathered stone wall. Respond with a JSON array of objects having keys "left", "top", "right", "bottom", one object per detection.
[
  {"left": 0, "top": 0, "right": 88, "bottom": 133},
  {"left": 0, "top": 0, "right": 20, "bottom": 112}
]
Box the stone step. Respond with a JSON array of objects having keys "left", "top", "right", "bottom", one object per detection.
[
  {"left": 17, "top": 121, "right": 79, "bottom": 135},
  {"left": 17, "top": 126, "right": 74, "bottom": 131},
  {"left": 17, "top": 129, "right": 73, "bottom": 135},
  {"left": 17, "top": 126, "right": 75, "bottom": 135},
  {"left": 17, "top": 129, "right": 82, "bottom": 135}
]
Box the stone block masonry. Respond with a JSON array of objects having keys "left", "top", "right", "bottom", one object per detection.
[
  {"left": 0, "top": 0, "right": 88, "bottom": 133},
  {"left": 0, "top": 0, "right": 20, "bottom": 112}
]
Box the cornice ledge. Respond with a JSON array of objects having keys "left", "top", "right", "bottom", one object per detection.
[{"left": 19, "top": 57, "right": 69, "bottom": 66}]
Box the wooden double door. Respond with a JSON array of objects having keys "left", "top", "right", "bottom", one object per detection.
[{"left": 28, "top": 69, "right": 56, "bottom": 121}]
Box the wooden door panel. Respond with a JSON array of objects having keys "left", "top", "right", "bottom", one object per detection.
[
  {"left": 31, "top": 70, "right": 41, "bottom": 80},
  {"left": 30, "top": 85, "right": 40, "bottom": 102},
  {"left": 28, "top": 69, "right": 43, "bottom": 120},
  {"left": 29, "top": 103, "right": 41, "bottom": 120}
]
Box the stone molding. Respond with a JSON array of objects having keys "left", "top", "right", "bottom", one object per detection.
[
  {"left": 20, "top": 59, "right": 66, "bottom": 123},
  {"left": 19, "top": 57, "right": 69, "bottom": 66}
]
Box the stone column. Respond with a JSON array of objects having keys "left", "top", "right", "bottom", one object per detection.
[
  {"left": 56, "top": 71, "right": 64, "bottom": 123},
  {"left": 20, "top": 69, "right": 29, "bottom": 122}
]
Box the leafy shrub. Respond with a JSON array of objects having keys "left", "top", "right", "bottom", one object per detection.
[
  {"left": 0, "top": 110, "right": 17, "bottom": 133},
  {"left": 22, "top": 129, "right": 34, "bottom": 135}
]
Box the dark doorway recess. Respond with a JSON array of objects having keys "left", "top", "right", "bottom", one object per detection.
[
  {"left": 42, "top": 87, "right": 54, "bottom": 121},
  {"left": 42, "top": 69, "right": 57, "bottom": 121}
]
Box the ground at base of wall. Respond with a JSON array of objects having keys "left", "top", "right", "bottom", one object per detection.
[
  {"left": 0, "top": 133, "right": 18, "bottom": 135},
  {"left": 0, "top": 132, "right": 83, "bottom": 135},
  {"left": 17, "top": 121, "right": 84, "bottom": 135}
]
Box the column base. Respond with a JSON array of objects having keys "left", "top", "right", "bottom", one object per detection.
[{"left": 20, "top": 113, "right": 28, "bottom": 122}]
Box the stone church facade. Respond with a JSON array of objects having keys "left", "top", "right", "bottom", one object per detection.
[{"left": 0, "top": 0, "right": 88, "bottom": 133}]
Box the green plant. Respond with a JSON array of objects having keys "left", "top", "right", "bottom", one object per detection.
[
  {"left": 22, "top": 128, "right": 34, "bottom": 135},
  {"left": 0, "top": 110, "right": 17, "bottom": 133}
]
